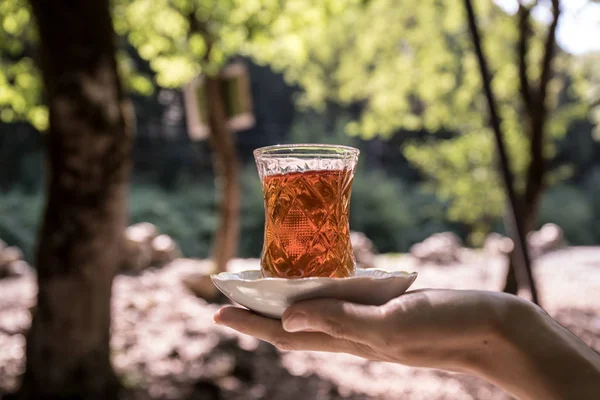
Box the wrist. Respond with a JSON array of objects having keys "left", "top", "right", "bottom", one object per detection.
[
  {"left": 450, "top": 292, "right": 525, "bottom": 373},
  {"left": 467, "top": 294, "right": 600, "bottom": 400},
  {"left": 457, "top": 294, "right": 544, "bottom": 398}
]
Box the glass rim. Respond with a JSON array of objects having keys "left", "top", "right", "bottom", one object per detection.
[{"left": 253, "top": 143, "right": 360, "bottom": 159}]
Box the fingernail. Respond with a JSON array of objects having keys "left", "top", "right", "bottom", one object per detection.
[
  {"left": 283, "top": 312, "right": 308, "bottom": 332},
  {"left": 213, "top": 308, "right": 225, "bottom": 325}
]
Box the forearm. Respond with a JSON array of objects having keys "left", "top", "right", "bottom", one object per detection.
[{"left": 469, "top": 295, "right": 600, "bottom": 399}]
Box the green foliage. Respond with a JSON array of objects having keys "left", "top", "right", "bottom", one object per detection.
[
  {"left": 0, "top": 0, "right": 295, "bottom": 128},
  {"left": 0, "top": 0, "right": 46, "bottom": 130},
  {"left": 538, "top": 184, "right": 595, "bottom": 245},
  {"left": 283, "top": 112, "right": 457, "bottom": 252},
  {"left": 581, "top": 53, "right": 600, "bottom": 140},
  {"left": 128, "top": 179, "right": 218, "bottom": 257},
  {"left": 351, "top": 169, "right": 441, "bottom": 253},
  {"left": 581, "top": 166, "right": 600, "bottom": 240},
  {"left": 404, "top": 130, "right": 505, "bottom": 230},
  {"left": 1, "top": 0, "right": 597, "bottom": 250},
  {"left": 285, "top": 111, "right": 358, "bottom": 147},
  {"left": 0, "top": 0, "right": 163, "bottom": 129},
  {"left": 238, "top": 165, "right": 265, "bottom": 257},
  {"left": 250, "top": 0, "right": 592, "bottom": 236},
  {"left": 250, "top": 0, "right": 525, "bottom": 135},
  {"left": 112, "top": 0, "right": 283, "bottom": 87},
  {"left": 2, "top": 173, "right": 597, "bottom": 265}
]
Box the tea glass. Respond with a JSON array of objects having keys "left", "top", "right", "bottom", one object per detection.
[{"left": 253, "top": 144, "right": 360, "bottom": 278}]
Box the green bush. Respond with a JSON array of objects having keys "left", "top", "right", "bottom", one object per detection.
[
  {"left": 351, "top": 169, "right": 456, "bottom": 252},
  {"left": 129, "top": 166, "right": 267, "bottom": 259},
  {"left": 350, "top": 170, "right": 416, "bottom": 252},
  {"left": 581, "top": 167, "right": 600, "bottom": 242},
  {"left": 7, "top": 178, "right": 597, "bottom": 265},
  {"left": 0, "top": 190, "right": 43, "bottom": 261},
  {"left": 128, "top": 179, "right": 218, "bottom": 258},
  {"left": 0, "top": 179, "right": 221, "bottom": 262},
  {"left": 538, "top": 184, "right": 595, "bottom": 245},
  {"left": 10, "top": 152, "right": 597, "bottom": 266},
  {"left": 239, "top": 166, "right": 266, "bottom": 257}
]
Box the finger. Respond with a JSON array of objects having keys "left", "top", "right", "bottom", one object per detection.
[
  {"left": 214, "top": 306, "right": 356, "bottom": 353},
  {"left": 282, "top": 299, "right": 385, "bottom": 344}
]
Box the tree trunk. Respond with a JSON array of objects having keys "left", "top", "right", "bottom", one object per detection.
[
  {"left": 463, "top": 0, "right": 538, "bottom": 303},
  {"left": 19, "top": 0, "right": 133, "bottom": 398},
  {"left": 206, "top": 76, "right": 240, "bottom": 273},
  {"left": 502, "top": 198, "right": 540, "bottom": 294},
  {"left": 503, "top": 1, "right": 560, "bottom": 299}
]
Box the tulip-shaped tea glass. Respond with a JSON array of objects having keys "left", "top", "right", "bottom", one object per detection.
[{"left": 254, "top": 144, "right": 360, "bottom": 278}]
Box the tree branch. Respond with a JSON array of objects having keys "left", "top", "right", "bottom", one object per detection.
[
  {"left": 518, "top": 4, "right": 534, "bottom": 121},
  {"left": 537, "top": 0, "right": 560, "bottom": 126},
  {"left": 463, "top": 0, "right": 538, "bottom": 304},
  {"left": 523, "top": 0, "right": 560, "bottom": 223}
]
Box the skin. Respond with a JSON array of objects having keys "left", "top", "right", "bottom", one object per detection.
[{"left": 214, "top": 289, "right": 600, "bottom": 400}]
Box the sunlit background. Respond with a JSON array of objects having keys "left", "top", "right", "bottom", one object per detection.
[
  {"left": 1, "top": 0, "right": 599, "bottom": 259},
  {"left": 1, "top": 0, "right": 599, "bottom": 398}
]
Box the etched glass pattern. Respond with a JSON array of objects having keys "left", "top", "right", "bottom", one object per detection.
[{"left": 254, "top": 144, "right": 359, "bottom": 278}]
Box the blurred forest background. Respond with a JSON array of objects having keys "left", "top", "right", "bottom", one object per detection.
[
  {"left": 1, "top": 0, "right": 599, "bottom": 263},
  {"left": 1, "top": 0, "right": 600, "bottom": 399}
]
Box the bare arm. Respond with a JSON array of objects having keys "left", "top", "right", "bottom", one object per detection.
[
  {"left": 471, "top": 296, "right": 600, "bottom": 400},
  {"left": 214, "top": 290, "right": 600, "bottom": 399}
]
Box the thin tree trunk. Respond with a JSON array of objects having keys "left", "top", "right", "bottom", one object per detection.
[
  {"left": 503, "top": 1, "right": 560, "bottom": 297},
  {"left": 503, "top": 203, "right": 538, "bottom": 294},
  {"left": 206, "top": 76, "right": 240, "bottom": 273},
  {"left": 463, "top": 0, "right": 538, "bottom": 303},
  {"left": 19, "top": 0, "right": 133, "bottom": 398}
]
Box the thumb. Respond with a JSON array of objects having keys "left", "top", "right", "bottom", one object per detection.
[{"left": 282, "top": 299, "right": 384, "bottom": 344}]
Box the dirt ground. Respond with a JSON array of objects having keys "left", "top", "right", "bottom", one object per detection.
[{"left": 1, "top": 247, "right": 599, "bottom": 399}]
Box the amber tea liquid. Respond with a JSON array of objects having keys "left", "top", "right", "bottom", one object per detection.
[{"left": 260, "top": 169, "right": 355, "bottom": 278}]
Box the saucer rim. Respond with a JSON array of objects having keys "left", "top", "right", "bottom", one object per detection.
[{"left": 211, "top": 268, "right": 418, "bottom": 284}]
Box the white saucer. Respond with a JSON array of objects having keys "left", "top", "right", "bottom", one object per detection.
[{"left": 211, "top": 269, "right": 418, "bottom": 319}]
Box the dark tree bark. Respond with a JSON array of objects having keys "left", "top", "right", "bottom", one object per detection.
[
  {"left": 463, "top": 0, "right": 539, "bottom": 303},
  {"left": 503, "top": 1, "right": 561, "bottom": 296},
  {"left": 19, "top": 0, "right": 133, "bottom": 398},
  {"left": 503, "top": 211, "right": 537, "bottom": 295},
  {"left": 206, "top": 76, "right": 240, "bottom": 273}
]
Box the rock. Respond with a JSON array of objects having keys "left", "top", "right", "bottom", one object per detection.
[
  {"left": 483, "top": 233, "right": 514, "bottom": 255},
  {"left": 121, "top": 237, "right": 153, "bottom": 273},
  {"left": 121, "top": 223, "right": 183, "bottom": 272},
  {"left": 129, "top": 222, "right": 160, "bottom": 240},
  {"left": 0, "top": 247, "right": 24, "bottom": 267},
  {"left": 151, "top": 234, "right": 181, "bottom": 266},
  {"left": 4, "top": 261, "right": 32, "bottom": 279},
  {"left": 350, "top": 231, "right": 378, "bottom": 269},
  {"left": 483, "top": 224, "right": 565, "bottom": 259},
  {"left": 410, "top": 232, "right": 462, "bottom": 264},
  {"left": 528, "top": 223, "right": 565, "bottom": 257},
  {"left": 0, "top": 309, "right": 30, "bottom": 335},
  {"left": 121, "top": 223, "right": 160, "bottom": 273},
  {"left": 0, "top": 247, "right": 28, "bottom": 280}
]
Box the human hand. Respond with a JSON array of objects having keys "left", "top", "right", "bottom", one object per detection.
[
  {"left": 215, "top": 289, "right": 600, "bottom": 400},
  {"left": 213, "top": 289, "right": 516, "bottom": 372}
]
